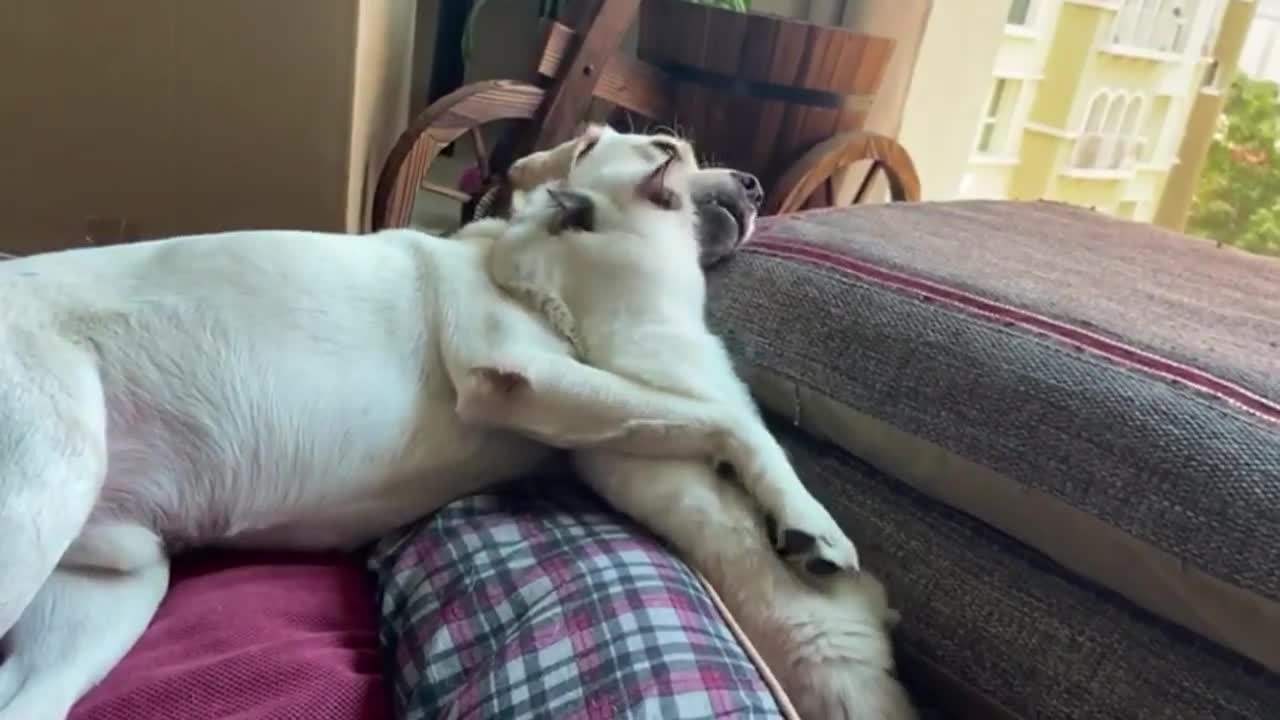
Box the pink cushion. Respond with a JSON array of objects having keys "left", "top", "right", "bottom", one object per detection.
[{"left": 70, "top": 551, "right": 389, "bottom": 720}]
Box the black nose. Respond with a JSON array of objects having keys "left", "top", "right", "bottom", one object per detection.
[{"left": 732, "top": 171, "right": 764, "bottom": 208}]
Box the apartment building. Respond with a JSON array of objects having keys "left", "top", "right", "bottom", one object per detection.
[
  {"left": 954, "top": 0, "right": 1257, "bottom": 227},
  {"left": 1240, "top": 0, "right": 1280, "bottom": 81}
]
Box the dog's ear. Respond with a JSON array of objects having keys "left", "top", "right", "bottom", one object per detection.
[
  {"left": 546, "top": 189, "right": 595, "bottom": 233},
  {"left": 635, "top": 161, "right": 682, "bottom": 211},
  {"left": 571, "top": 124, "right": 606, "bottom": 165},
  {"left": 507, "top": 125, "right": 608, "bottom": 190}
]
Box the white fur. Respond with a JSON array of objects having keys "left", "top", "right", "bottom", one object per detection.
[
  {"left": 465, "top": 126, "right": 917, "bottom": 719},
  {"left": 0, "top": 229, "right": 559, "bottom": 719},
  {"left": 0, "top": 128, "right": 911, "bottom": 719},
  {"left": 1, "top": 225, "right": 737, "bottom": 717}
]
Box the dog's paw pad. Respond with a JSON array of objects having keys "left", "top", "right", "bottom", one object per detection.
[{"left": 767, "top": 501, "right": 860, "bottom": 577}]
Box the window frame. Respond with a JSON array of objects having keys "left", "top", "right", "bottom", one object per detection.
[
  {"left": 976, "top": 78, "right": 1013, "bottom": 155},
  {"left": 1007, "top": 0, "right": 1035, "bottom": 27}
]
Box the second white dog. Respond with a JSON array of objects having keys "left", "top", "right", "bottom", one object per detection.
[{"left": 459, "top": 125, "right": 917, "bottom": 719}]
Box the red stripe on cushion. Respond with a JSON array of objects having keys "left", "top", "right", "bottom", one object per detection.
[{"left": 748, "top": 238, "right": 1280, "bottom": 425}]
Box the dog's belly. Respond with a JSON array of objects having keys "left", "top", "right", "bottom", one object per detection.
[{"left": 91, "top": 343, "right": 506, "bottom": 553}]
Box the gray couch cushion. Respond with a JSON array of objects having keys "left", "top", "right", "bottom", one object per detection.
[
  {"left": 771, "top": 418, "right": 1280, "bottom": 720},
  {"left": 705, "top": 200, "right": 1280, "bottom": 674}
]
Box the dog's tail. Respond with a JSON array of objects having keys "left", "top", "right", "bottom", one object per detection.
[{"left": 0, "top": 335, "right": 107, "bottom": 637}]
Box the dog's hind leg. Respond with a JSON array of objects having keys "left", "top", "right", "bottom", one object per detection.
[
  {"left": 0, "top": 558, "right": 169, "bottom": 720},
  {"left": 579, "top": 453, "right": 916, "bottom": 720},
  {"left": 0, "top": 335, "right": 108, "bottom": 640}
]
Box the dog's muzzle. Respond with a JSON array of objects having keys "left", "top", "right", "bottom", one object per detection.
[{"left": 691, "top": 169, "right": 762, "bottom": 267}]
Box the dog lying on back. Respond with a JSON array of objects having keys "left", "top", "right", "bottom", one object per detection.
[{"left": 456, "top": 125, "right": 917, "bottom": 719}]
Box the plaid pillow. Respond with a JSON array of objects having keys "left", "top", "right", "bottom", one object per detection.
[{"left": 368, "top": 481, "right": 786, "bottom": 720}]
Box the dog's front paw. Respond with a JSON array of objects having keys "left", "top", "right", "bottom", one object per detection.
[
  {"left": 764, "top": 495, "right": 860, "bottom": 578},
  {"left": 455, "top": 366, "right": 530, "bottom": 423}
]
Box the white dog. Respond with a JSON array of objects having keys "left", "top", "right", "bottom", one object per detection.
[
  {"left": 457, "top": 125, "right": 916, "bottom": 719},
  {"left": 0, "top": 128, "right": 906, "bottom": 719}
]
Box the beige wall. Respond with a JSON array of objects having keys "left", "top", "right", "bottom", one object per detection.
[
  {"left": 1, "top": 0, "right": 415, "bottom": 254},
  {"left": 349, "top": 0, "right": 418, "bottom": 231},
  {"left": 896, "top": 1, "right": 1008, "bottom": 201}
]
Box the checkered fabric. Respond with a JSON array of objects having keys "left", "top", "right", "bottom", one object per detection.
[{"left": 367, "top": 480, "right": 785, "bottom": 720}]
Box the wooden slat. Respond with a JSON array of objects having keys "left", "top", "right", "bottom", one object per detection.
[
  {"left": 536, "top": 22, "right": 673, "bottom": 121},
  {"left": 766, "top": 130, "right": 920, "bottom": 215},
  {"left": 531, "top": 0, "right": 642, "bottom": 151},
  {"left": 419, "top": 181, "right": 471, "bottom": 202},
  {"left": 634, "top": 0, "right": 902, "bottom": 197}
]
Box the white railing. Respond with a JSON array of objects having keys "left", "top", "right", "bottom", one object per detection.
[
  {"left": 1109, "top": 0, "right": 1195, "bottom": 54},
  {"left": 1071, "top": 132, "right": 1146, "bottom": 170}
]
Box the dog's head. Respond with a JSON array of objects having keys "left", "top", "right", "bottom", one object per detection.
[{"left": 507, "top": 125, "right": 762, "bottom": 266}]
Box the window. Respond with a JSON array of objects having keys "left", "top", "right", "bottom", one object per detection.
[
  {"left": 1100, "top": 91, "right": 1130, "bottom": 168},
  {"left": 977, "top": 78, "right": 1018, "bottom": 154},
  {"left": 1072, "top": 89, "right": 1146, "bottom": 170},
  {"left": 1203, "top": 59, "right": 1221, "bottom": 88},
  {"left": 1203, "top": 0, "right": 1225, "bottom": 56},
  {"left": 1110, "top": 0, "right": 1197, "bottom": 53},
  {"left": 1008, "top": 0, "right": 1033, "bottom": 26},
  {"left": 1118, "top": 94, "right": 1145, "bottom": 166}
]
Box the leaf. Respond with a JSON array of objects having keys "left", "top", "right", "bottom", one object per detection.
[{"left": 1189, "top": 73, "right": 1280, "bottom": 256}]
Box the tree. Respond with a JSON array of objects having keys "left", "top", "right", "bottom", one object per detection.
[{"left": 1189, "top": 74, "right": 1280, "bottom": 257}]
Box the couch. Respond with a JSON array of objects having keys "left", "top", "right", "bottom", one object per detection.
[
  {"left": 707, "top": 200, "right": 1279, "bottom": 718},
  {"left": 65, "top": 199, "right": 1278, "bottom": 719}
]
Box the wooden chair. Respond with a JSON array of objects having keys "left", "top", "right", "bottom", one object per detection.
[{"left": 372, "top": 0, "right": 919, "bottom": 231}]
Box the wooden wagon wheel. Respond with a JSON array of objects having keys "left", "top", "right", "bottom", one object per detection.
[
  {"left": 765, "top": 131, "right": 921, "bottom": 216},
  {"left": 372, "top": 80, "right": 546, "bottom": 231}
]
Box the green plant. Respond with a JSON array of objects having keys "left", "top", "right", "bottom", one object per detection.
[{"left": 1189, "top": 73, "right": 1280, "bottom": 257}]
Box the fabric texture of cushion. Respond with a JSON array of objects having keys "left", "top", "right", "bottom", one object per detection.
[
  {"left": 367, "top": 479, "right": 791, "bottom": 720},
  {"left": 700, "top": 200, "right": 1279, "bottom": 710},
  {"left": 71, "top": 551, "right": 389, "bottom": 720},
  {"left": 771, "top": 418, "right": 1280, "bottom": 720}
]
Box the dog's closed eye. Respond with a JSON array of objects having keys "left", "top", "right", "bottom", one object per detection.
[
  {"left": 638, "top": 160, "right": 683, "bottom": 211},
  {"left": 575, "top": 137, "right": 600, "bottom": 163},
  {"left": 648, "top": 186, "right": 680, "bottom": 210},
  {"left": 650, "top": 138, "right": 680, "bottom": 158}
]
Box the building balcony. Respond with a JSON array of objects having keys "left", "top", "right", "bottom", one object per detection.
[{"left": 1065, "top": 131, "right": 1147, "bottom": 177}]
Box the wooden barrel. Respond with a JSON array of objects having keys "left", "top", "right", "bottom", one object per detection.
[{"left": 636, "top": 0, "right": 896, "bottom": 191}]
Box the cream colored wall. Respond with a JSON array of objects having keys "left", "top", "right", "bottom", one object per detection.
[
  {"left": 348, "top": 0, "right": 417, "bottom": 231},
  {"left": 897, "top": 0, "right": 1008, "bottom": 200},
  {"left": 958, "top": 162, "right": 1016, "bottom": 198},
  {"left": 1, "top": 0, "right": 406, "bottom": 251}
]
